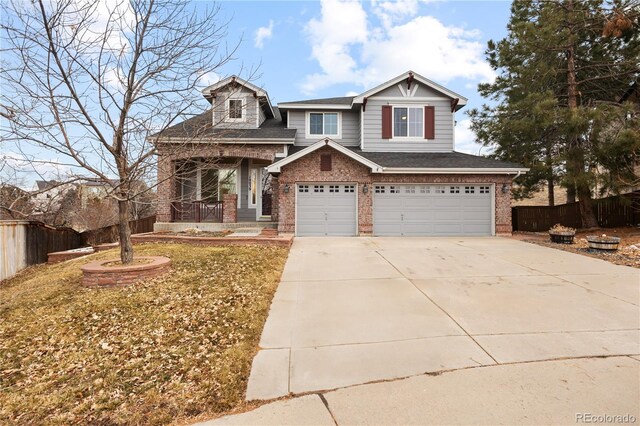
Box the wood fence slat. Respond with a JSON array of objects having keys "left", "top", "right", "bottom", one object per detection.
[{"left": 512, "top": 191, "right": 640, "bottom": 232}]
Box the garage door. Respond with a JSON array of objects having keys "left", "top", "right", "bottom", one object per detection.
[
  {"left": 297, "top": 184, "right": 357, "bottom": 236},
  {"left": 373, "top": 184, "right": 492, "bottom": 236}
]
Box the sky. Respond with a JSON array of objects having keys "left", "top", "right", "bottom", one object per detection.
[
  {"left": 210, "top": 0, "right": 513, "bottom": 154},
  {"left": 1, "top": 0, "right": 514, "bottom": 186}
]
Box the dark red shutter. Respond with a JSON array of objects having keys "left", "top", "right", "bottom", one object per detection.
[
  {"left": 424, "top": 106, "right": 435, "bottom": 139},
  {"left": 320, "top": 154, "right": 332, "bottom": 171},
  {"left": 381, "top": 105, "right": 392, "bottom": 139}
]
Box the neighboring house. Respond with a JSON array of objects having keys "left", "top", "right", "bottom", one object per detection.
[
  {"left": 31, "top": 180, "right": 73, "bottom": 212},
  {"left": 154, "top": 71, "right": 528, "bottom": 236}
]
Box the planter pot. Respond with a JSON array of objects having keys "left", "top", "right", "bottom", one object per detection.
[
  {"left": 549, "top": 232, "right": 575, "bottom": 244},
  {"left": 586, "top": 236, "right": 620, "bottom": 251}
]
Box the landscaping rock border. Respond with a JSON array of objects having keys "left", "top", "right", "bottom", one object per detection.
[
  {"left": 131, "top": 232, "right": 293, "bottom": 247},
  {"left": 80, "top": 256, "right": 171, "bottom": 288}
]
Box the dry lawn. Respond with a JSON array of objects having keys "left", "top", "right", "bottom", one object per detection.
[{"left": 0, "top": 243, "right": 289, "bottom": 425}]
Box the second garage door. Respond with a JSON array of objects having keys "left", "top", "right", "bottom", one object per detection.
[
  {"left": 373, "top": 184, "right": 493, "bottom": 236},
  {"left": 297, "top": 184, "right": 357, "bottom": 236}
]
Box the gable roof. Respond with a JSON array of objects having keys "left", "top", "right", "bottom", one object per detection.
[
  {"left": 266, "top": 139, "right": 383, "bottom": 174},
  {"left": 201, "top": 75, "right": 275, "bottom": 118},
  {"left": 278, "top": 71, "right": 468, "bottom": 111},
  {"left": 352, "top": 70, "right": 468, "bottom": 107}
]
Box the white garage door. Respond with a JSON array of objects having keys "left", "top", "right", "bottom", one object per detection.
[
  {"left": 297, "top": 184, "right": 357, "bottom": 236},
  {"left": 373, "top": 184, "right": 493, "bottom": 236}
]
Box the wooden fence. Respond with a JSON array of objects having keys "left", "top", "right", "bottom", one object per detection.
[
  {"left": 1, "top": 216, "right": 156, "bottom": 281},
  {"left": 81, "top": 215, "right": 156, "bottom": 245},
  {"left": 512, "top": 191, "right": 640, "bottom": 232}
]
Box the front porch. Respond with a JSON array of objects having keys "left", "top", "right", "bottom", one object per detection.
[{"left": 156, "top": 151, "right": 282, "bottom": 231}]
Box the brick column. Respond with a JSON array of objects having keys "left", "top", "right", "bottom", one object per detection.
[
  {"left": 270, "top": 175, "right": 279, "bottom": 222},
  {"left": 223, "top": 193, "right": 237, "bottom": 223},
  {"left": 156, "top": 155, "right": 174, "bottom": 222}
]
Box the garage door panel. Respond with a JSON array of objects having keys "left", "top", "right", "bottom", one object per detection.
[
  {"left": 297, "top": 184, "right": 357, "bottom": 236},
  {"left": 373, "top": 184, "right": 492, "bottom": 236}
]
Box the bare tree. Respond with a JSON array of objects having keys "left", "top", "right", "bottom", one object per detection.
[{"left": 1, "top": 0, "right": 239, "bottom": 263}]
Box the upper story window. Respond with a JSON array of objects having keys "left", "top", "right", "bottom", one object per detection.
[
  {"left": 226, "top": 98, "right": 245, "bottom": 121},
  {"left": 382, "top": 105, "right": 435, "bottom": 140},
  {"left": 393, "top": 107, "right": 423, "bottom": 138},
  {"left": 306, "top": 112, "right": 341, "bottom": 139}
]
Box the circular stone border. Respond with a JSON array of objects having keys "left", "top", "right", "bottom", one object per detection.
[{"left": 80, "top": 256, "right": 171, "bottom": 288}]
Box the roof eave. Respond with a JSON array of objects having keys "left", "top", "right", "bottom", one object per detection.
[
  {"left": 266, "top": 139, "right": 383, "bottom": 174},
  {"left": 352, "top": 70, "right": 469, "bottom": 103},
  {"left": 277, "top": 103, "right": 354, "bottom": 110},
  {"left": 376, "top": 167, "right": 529, "bottom": 174}
]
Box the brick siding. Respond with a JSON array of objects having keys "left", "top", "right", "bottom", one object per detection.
[
  {"left": 156, "top": 144, "right": 286, "bottom": 222},
  {"left": 275, "top": 146, "right": 514, "bottom": 235}
]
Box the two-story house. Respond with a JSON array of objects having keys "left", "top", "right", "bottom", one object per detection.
[{"left": 154, "top": 71, "right": 527, "bottom": 236}]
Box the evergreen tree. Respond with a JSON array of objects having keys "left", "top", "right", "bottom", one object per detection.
[{"left": 469, "top": 0, "right": 639, "bottom": 226}]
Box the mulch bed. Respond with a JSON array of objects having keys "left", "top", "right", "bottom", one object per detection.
[{"left": 512, "top": 227, "right": 640, "bottom": 268}]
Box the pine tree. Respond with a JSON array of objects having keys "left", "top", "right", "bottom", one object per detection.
[{"left": 469, "top": 0, "right": 639, "bottom": 226}]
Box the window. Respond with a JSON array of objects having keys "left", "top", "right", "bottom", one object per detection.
[
  {"left": 435, "top": 186, "right": 445, "bottom": 194},
  {"left": 299, "top": 185, "right": 309, "bottom": 193},
  {"left": 329, "top": 185, "right": 339, "bottom": 193},
  {"left": 389, "top": 185, "right": 400, "bottom": 194},
  {"left": 420, "top": 186, "right": 430, "bottom": 194},
  {"left": 405, "top": 186, "right": 416, "bottom": 194},
  {"left": 479, "top": 186, "right": 490, "bottom": 194},
  {"left": 393, "top": 107, "right": 423, "bottom": 138},
  {"left": 344, "top": 185, "right": 355, "bottom": 193},
  {"left": 308, "top": 112, "right": 340, "bottom": 137},
  {"left": 375, "top": 185, "right": 385, "bottom": 193},
  {"left": 465, "top": 186, "right": 475, "bottom": 194},
  {"left": 228, "top": 99, "right": 243, "bottom": 120},
  {"left": 314, "top": 185, "right": 324, "bottom": 193},
  {"left": 450, "top": 186, "right": 460, "bottom": 194},
  {"left": 249, "top": 169, "right": 258, "bottom": 207},
  {"left": 200, "top": 168, "right": 237, "bottom": 202}
]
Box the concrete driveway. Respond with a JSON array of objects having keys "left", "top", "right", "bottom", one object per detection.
[{"left": 246, "top": 237, "right": 639, "bottom": 400}]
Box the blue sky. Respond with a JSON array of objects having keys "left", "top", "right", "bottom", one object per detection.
[
  {"left": 2, "top": 0, "right": 514, "bottom": 186},
  {"left": 210, "top": 0, "right": 512, "bottom": 153}
]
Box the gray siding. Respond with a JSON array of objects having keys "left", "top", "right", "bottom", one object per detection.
[
  {"left": 288, "top": 110, "right": 360, "bottom": 146},
  {"left": 375, "top": 82, "right": 446, "bottom": 98},
  {"left": 362, "top": 98, "right": 454, "bottom": 152},
  {"left": 212, "top": 85, "right": 260, "bottom": 129}
]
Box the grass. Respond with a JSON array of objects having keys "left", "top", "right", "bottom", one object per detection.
[{"left": 0, "top": 243, "right": 289, "bottom": 425}]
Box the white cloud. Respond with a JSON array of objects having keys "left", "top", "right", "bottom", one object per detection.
[
  {"left": 454, "top": 119, "right": 484, "bottom": 155},
  {"left": 301, "top": 0, "right": 368, "bottom": 94},
  {"left": 300, "top": 0, "right": 495, "bottom": 95},
  {"left": 254, "top": 20, "right": 275, "bottom": 49},
  {"left": 344, "top": 90, "right": 359, "bottom": 96},
  {"left": 371, "top": 0, "right": 419, "bottom": 29},
  {"left": 197, "top": 71, "right": 220, "bottom": 89}
]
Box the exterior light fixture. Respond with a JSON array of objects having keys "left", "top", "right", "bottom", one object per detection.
[
  {"left": 284, "top": 184, "right": 290, "bottom": 193},
  {"left": 501, "top": 184, "right": 509, "bottom": 194},
  {"left": 363, "top": 184, "right": 369, "bottom": 194}
]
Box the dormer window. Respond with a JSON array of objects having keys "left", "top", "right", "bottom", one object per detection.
[
  {"left": 306, "top": 112, "right": 341, "bottom": 139},
  {"left": 226, "top": 98, "right": 245, "bottom": 121}
]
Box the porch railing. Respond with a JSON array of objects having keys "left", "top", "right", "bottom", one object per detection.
[{"left": 170, "top": 200, "right": 223, "bottom": 223}]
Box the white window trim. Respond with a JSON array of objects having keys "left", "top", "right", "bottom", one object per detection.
[
  {"left": 392, "top": 105, "right": 425, "bottom": 140},
  {"left": 226, "top": 97, "right": 247, "bottom": 122},
  {"left": 305, "top": 111, "right": 342, "bottom": 139}
]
